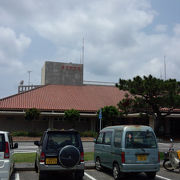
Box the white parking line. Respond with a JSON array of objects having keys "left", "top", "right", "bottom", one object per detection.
[
  {"left": 84, "top": 172, "right": 97, "bottom": 180},
  {"left": 15, "top": 173, "right": 20, "bottom": 180},
  {"left": 156, "top": 175, "right": 172, "bottom": 180}
]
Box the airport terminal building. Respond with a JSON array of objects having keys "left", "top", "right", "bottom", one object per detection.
[{"left": 0, "top": 61, "right": 180, "bottom": 137}]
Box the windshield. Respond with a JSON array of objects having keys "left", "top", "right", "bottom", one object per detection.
[
  {"left": 46, "top": 132, "right": 79, "bottom": 149},
  {"left": 0, "top": 134, "right": 5, "bottom": 152},
  {"left": 125, "top": 131, "right": 157, "bottom": 149}
]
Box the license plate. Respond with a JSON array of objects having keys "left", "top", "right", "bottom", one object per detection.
[
  {"left": 137, "top": 155, "right": 147, "bottom": 161},
  {"left": 45, "top": 158, "right": 57, "bottom": 165}
]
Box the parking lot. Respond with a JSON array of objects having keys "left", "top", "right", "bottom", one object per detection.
[
  {"left": 11, "top": 141, "right": 180, "bottom": 180},
  {"left": 11, "top": 168, "right": 180, "bottom": 180}
]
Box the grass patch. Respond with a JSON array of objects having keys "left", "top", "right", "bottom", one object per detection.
[
  {"left": 14, "top": 153, "right": 36, "bottom": 163},
  {"left": 14, "top": 152, "right": 94, "bottom": 163},
  {"left": 14, "top": 152, "right": 163, "bottom": 163},
  {"left": 84, "top": 152, "right": 94, "bottom": 161}
]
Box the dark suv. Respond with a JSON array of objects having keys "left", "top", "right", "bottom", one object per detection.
[{"left": 34, "top": 129, "right": 84, "bottom": 180}]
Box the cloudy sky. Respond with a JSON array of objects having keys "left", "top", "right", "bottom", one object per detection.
[{"left": 0, "top": 0, "right": 180, "bottom": 98}]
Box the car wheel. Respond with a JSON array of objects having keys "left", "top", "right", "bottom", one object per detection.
[
  {"left": 39, "top": 171, "right": 48, "bottom": 180},
  {"left": 113, "top": 163, "right": 122, "bottom": 180},
  {"left": 35, "top": 156, "right": 38, "bottom": 173},
  {"left": 74, "top": 170, "right": 84, "bottom": 180},
  {"left": 146, "top": 172, "right": 156, "bottom": 179},
  {"left": 39, "top": 171, "right": 46, "bottom": 180},
  {"left": 59, "top": 145, "right": 80, "bottom": 168},
  {"left": 95, "top": 157, "right": 102, "bottom": 171}
]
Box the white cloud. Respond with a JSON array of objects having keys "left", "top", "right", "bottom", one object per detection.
[
  {"left": 173, "top": 24, "right": 180, "bottom": 36},
  {"left": 0, "top": 0, "right": 180, "bottom": 97},
  {"left": 0, "top": 27, "right": 31, "bottom": 60},
  {"left": 0, "top": 26, "right": 31, "bottom": 97},
  {"left": 154, "top": 24, "right": 167, "bottom": 33}
]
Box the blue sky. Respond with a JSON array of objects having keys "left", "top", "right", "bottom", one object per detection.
[
  {"left": 150, "top": 0, "right": 180, "bottom": 32},
  {"left": 0, "top": 0, "right": 180, "bottom": 98}
]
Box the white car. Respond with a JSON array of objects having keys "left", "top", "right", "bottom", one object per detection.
[{"left": 0, "top": 131, "right": 18, "bottom": 180}]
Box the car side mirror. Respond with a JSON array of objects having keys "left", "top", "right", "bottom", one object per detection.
[
  {"left": 34, "top": 141, "right": 40, "bottom": 146},
  {"left": 13, "top": 143, "right": 18, "bottom": 149}
]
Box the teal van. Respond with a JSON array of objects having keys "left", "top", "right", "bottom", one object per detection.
[{"left": 94, "top": 125, "right": 160, "bottom": 179}]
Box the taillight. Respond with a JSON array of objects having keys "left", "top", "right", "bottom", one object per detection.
[
  {"left": 158, "top": 152, "right": 160, "bottom": 163},
  {"left": 4, "top": 142, "right": 10, "bottom": 159},
  {"left": 80, "top": 152, "right": 84, "bottom": 162},
  {"left": 40, "top": 152, "right": 45, "bottom": 162},
  {"left": 121, "top": 152, "right": 125, "bottom": 163}
]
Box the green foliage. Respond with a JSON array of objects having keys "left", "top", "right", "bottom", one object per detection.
[
  {"left": 11, "top": 131, "right": 28, "bottom": 137},
  {"left": 11, "top": 131, "right": 43, "bottom": 137},
  {"left": 116, "top": 75, "right": 180, "bottom": 135},
  {"left": 98, "top": 106, "right": 119, "bottom": 127},
  {"left": 27, "top": 131, "right": 43, "bottom": 137},
  {"left": 84, "top": 152, "right": 94, "bottom": 161},
  {"left": 117, "top": 75, "right": 180, "bottom": 113},
  {"left": 80, "top": 131, "right": 98, "bottom": 138},
  {"left": 64, "top": 109, "right": 80, "bottom": 128},
  {"left": 118, "top": 93, "right": 134, "bottom": 116},
  {"left": 64, "top": 109, "right": 80, "bottom": 121},
  {"left": 25, "top": 108, "right": 40, "bottom": 121}
]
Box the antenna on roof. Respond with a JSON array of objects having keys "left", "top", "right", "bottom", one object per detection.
[
  {"left": 27, "top": 70, "right": 32, "bottom": 85},
  {"left": 164, "top": 56, "right": 166, "bottom": 80},
  {"left": 82, "top": 37, "right": 84, "bottom": 65},
  {"left": 80, "top": 36, "right": 84, "bottom": 65}
]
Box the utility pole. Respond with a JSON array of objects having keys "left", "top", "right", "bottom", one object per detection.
[{"left": 99, "top": 109, "right": 102, "bottom": 131}]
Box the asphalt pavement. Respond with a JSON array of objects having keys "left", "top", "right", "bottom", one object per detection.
[
  {"left": 12, "top": 168, "right": 180, "bottom": 180},
  {"left": 14, "top": 141, "right": 94, "bottom": 153},
  {"left": 12, "top": 141, "right": 180, "bottom": 180},
  {"left": 14, "top": 140, "right": 180, "bottom": 153}
]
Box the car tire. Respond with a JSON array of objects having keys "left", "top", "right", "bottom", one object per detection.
[
  {"left": 95, "top": 157, "right": 102, "bottom": 171},
  {"left": 74, "top": 170, "right": 84, "bottom": 180},
  {"left": 59, "top": 145, "right": 80, "bottom": 168},
  {"left": 113, "top": 163, "right": 122, "bottom": 180},
  {"left": 35, "top": 161, "right": 38, "bottom": 173},
  {"left": 35, "top": 156, "right": 38, "bottom": 173},
  {"left": 146, "top": 172, "right": 156, "bottom": 179},
  {"left": 39, "top": 171, "right": 46, "bottom": 180}
]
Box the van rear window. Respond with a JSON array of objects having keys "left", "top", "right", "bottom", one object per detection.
[
  {"left": 125, "top": 131, "right": 157, "bottom": 149},
  {"left": 0, "top": 134, "right": 5, "bottom": 152}
]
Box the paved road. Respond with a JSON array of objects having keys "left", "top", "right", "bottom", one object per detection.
[
  {"left": 11, "top": 168, "right": 180, "bottom": 180},
  {"left": 14, "top": 141, "right": 94, "bottom": 153},
  {"left": 15, "top": 141, "right": 180, "bottom": 153},
  {"left": 158, "top": 142, "right": 180, "bottom": 152}
]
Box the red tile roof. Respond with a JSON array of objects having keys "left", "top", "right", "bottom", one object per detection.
[{"left": 0, "top": 85, "right": 126, "bottom": 112}]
